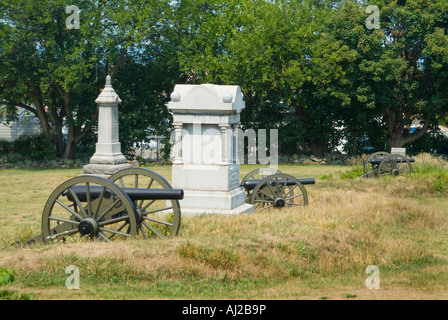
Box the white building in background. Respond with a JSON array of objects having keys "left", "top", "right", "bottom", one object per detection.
[
  {"left": 439, "top": 125, "right": 448, "bottom": 138},
  {"left": 134, "top": 134, "right": 165, "bottom": 161},
  {"left": 0, "top": 109, "right": 41, "bottom": 141}
]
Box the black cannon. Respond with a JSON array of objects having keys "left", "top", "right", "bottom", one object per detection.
[
  {"left": 240, "top": 168, "right": 315, "bottom": 210},
  {"left": 27, "top": 168, "right": 183, "bottom": 244},
  {"left": 363, "top": 152, "right": 414, "bottom": 178}
]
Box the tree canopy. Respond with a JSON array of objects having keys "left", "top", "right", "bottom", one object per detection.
[{"left": 1, "top": 0, "right": 447, "bottom": 159}]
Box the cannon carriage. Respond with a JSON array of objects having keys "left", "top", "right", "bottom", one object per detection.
[
  {"left": 240, "top": 168, "right": 315, "bottom": 210},
  {"left": 363, "top": 151, "right": 414, "bottom": 178},
  {"left": 27, "top": 168, "right": 183, "bottom": 245}
]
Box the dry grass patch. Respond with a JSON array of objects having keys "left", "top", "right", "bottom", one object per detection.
[{"left": 0, "top": 158, "right": 447, "bottom": 299}]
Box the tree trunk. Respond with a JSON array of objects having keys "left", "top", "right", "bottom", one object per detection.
[
  {"left": 310, "top": 139, "right": 325, "bottom": 157},
  {"left": 385, "top": 111, "right": 432, "bottom": 149},
  {"left": 63, "top": 139, "right": 76, "bottom": 160},
  {"left": 388, "top": 131, "right": 405, "bottom": 148}
]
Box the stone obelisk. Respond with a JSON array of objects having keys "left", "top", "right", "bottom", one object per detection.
[{"left": 82, "top": 75, "right": 131, "bottom": 177}]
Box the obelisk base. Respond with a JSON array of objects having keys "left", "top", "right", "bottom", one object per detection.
[{"left": 82, "top": 163, "right": 132, "bottom": 178}]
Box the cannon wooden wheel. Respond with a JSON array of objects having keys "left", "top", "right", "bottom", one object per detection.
[
  {"left": 378, "top": 154, "right": 413, "bottom": 177},
  {"left": 41, "top": 176, "right": 139, "bottom": 244},
  {"left": 241, "top": 167, "right": 281, "bottom": 202},
  {"left": 249, "top": 173, "right": 308, "bottom": 210},
  {"left": 364, "top": 151, "right": 389, "bottom": 177},
  {"left": 109, "top": 168, "right": 181, "bottom": 239}
]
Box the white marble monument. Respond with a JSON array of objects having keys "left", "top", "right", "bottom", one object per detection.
[
  {"left": 168, "top": 84, "right": 254, "bottom": 215},
  {"left": 83, "top": 75, "right": 132, "bottom": 176}
]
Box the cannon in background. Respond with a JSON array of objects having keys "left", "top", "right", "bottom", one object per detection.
[
  {"left": 240, "top": 168, "right": 315, "bottom": 210},
  {"left": 362, "top": 152, "right": 414, "bottom": 178}
]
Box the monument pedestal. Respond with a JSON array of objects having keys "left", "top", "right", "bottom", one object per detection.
[
  {"left": 82, "top": 163, "right": 132, "bottom": 177},
  {"left": 168, "top": 84, "right": 254, "bottom": 215},
  {"left": 171, "top": 163, "right": 253, "bottom": 215}
]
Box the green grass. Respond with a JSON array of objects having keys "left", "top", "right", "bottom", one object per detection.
[{"left": 0, "top": 154, "right": 447, "bottom": 299}]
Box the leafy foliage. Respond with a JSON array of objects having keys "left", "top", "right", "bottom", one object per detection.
[
  {"left": 0, "top": 268, "right": 16, "bottom": 286},
  {"left": 1, "top": 0, "right": 447, "bottom": 159},
  {"left": 0, "top": 267, "right": 32, "bottom": 300}
]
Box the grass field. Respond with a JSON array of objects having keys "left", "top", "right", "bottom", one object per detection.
[{"left": 0, "top": 154, "right": 447, "bottom": 300}]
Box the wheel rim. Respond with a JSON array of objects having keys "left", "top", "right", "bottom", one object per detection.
[
  {"left": 250, "top": 173, "right": 308, "bottom": 210},
  {"left": 109, "top": 168, "right": 181, "bottom": 239},
  {"left": 241, "top": 167, "right": 281, "bottom": 203},
  {"left": 41, "top": 176, "right": 138, "bottom": 244},
  {"left": 364, "top": 151, "right": 390, "bottom": 177},
  {"left": 378, "top": 154, "right": 412, "bottom": 177}
]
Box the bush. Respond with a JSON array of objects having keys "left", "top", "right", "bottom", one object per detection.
[
  {"left": 13, "top": 135, "right": 57, "bottom": 160},
  {"left": 0, "top": 140, "right": 11, "bottom": 154},
  {"left": 0, "top": 135, "right": 57, "bottom": 161},
  {"left": 0, "top": 267, "right": 33, "bottom": 300}
]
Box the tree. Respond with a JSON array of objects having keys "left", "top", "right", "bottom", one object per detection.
[
  {"left": 0, "top": 0, "right": 172, "bottom": 159},
  {"left": 173, "top": 0, "right": 349, "bottom": 157},
  {"left": 327, "top": 0, "right": 448, "bottom": 150}
]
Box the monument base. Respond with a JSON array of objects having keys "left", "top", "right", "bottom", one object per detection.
[
  {"left": 176, "top": 188, "right": 254, "bottom": 216},
  {"left": 82, "top": 163, "right": 132, "bottom": 178},
  {"left": 180, "top": 203, "right": 254, "bottom": 216}
]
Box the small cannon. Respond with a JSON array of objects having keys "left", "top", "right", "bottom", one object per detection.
[
  {"left": 363, "top": 151, "right": 414, "bottom": 178},
  {"left": 240, "top": 168, "right": 315, "bottom": 210},
  {"left": 27, "top": 168, "right": 183, "bottom": 245}
]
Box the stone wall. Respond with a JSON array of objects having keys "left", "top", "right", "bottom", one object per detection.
[{"left": 0, "top": 158, "right": 88, "bottom": 169}]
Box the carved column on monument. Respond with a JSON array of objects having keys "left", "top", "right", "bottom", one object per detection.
[
  {"left": 82, "top": 75, "right": 132, "bottom": 177},
  {"left": 232, "top": 123, "right": 240, "bottom": 165},
  {"left": 220, "top": 124, "right": 230, "bottom": 165},
  {"left": 173, "top": 123, "right": 183, "bottom": 165}
]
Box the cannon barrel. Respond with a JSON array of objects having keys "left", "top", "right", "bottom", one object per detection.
[
  {"left": 64, "top": 185, "right": 184, "bottom": 202},
  {"left": 241, "top": 178, "right": 315, "bottom": 191},
  {"left": 369, "top": 157, "right": 415, "bottom": 165}
]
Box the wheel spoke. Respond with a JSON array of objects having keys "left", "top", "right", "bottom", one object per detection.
[
  {"left": 55, "top": 199, "right": 84, "bottom": 221},
  {"left": 99, "top": 227, "right": 131, "bottom": 238},
  {"left": 94, "top": 187, "right": 107, "bottom": 219},
  {"left": 144, "top": 206, "right": 173, "bottom": 215},
  {"left": 68, "top": 188, "right": 88, "bottom": 218},
  {"left": 144, "top": 216, "right": 173, "bottom": 226},
  {"left": 49, "top": 216, "right": 80, "bottom": 225},
  {"left": 140, "top": 225, "right": 149, "bottom": 239},
  {"left": 109, "top": 221, "right": 130, "bottom": 239},
  {"left": 138, "top": 178, "right": 155, "bottom": 208},
  {"left": 254, "top": 199, "right": 274, "bottom": 203},
  {"left": 285, "top": 193, "right": 304, "bottom": 201},
  {"left": 266, "top": 182, "right": 277, "bottom": 199},
  {"left": 283, "top": 184, "right": 298, "bottom": 198},
  {"left": 141, "top": 199, "right": 156, "bottom": 211},
  {"left": 98, "top": 231, "right": 111, "bottom": 242},
  {"left": 260, "top": 203, "right": 274, "bottom": 211},
  {"left": 98, "top": 215, "right": 129, "bottom": 226},
  {"left": 258, "top": 188, "right": 275, "bottom": 200},
  {"left": 96, "top": 198, "right": 122, "bottom": 221},
  {"left": 142, "top": 221, "right": 165, "bottom": 239},
  {"left": 46, "top": 228, "right": 79, "bottom": 240},
  {"left": 85, "top": 183, "right": 93, "bottom": 217}
]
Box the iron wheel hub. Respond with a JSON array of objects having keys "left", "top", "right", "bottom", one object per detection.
[{"left": 78, "top": 218, "right": 99, "bottom": 236}]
